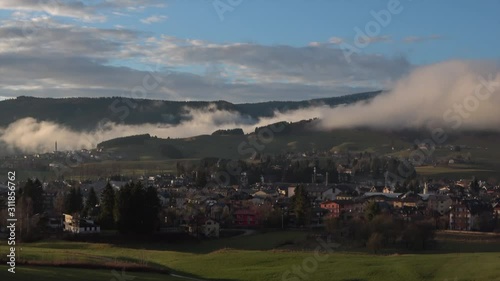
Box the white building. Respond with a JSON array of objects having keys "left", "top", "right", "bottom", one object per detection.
[{"left": 63, "top": 214, "right": 100, "bottom": 234}]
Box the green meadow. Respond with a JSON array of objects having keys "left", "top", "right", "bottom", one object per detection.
[{"left": 1, "top": 231, "right": 500, "bottom": 281}]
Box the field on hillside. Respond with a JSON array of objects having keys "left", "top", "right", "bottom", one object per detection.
[
  {"left": 1, "top": 231, "right": 500, "bottom": 281},
  {"left": 101, "top": 129, "right": 410, "bottom": 161},
  {"left": 6, "top": 129, "right": 500, "bottom": 181},
  {"left": 65, "top": 159, "right": 196, "bottom": 180}
]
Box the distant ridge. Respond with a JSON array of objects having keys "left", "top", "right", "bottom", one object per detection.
[{"left": 0, "top": 91, "right": 381, "bottom": 130}]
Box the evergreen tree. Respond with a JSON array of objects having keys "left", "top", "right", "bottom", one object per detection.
[
  {"left": 470, "top": 176, "right": 480, "bottom": 195},
  {"left": 20, "top": 179, "right": 44, "bottom": 214},
  {"left": 64, "top": 187, "right": 83, "bottom": 214},
  {"left": 114, "top": 182, "right": 160, "bottom": 235},
  {"left": 114, "top": 182, "right": 134, "bottom": 234},
  {"left": 64, "top": 188, "right": 75, "bottom": 213},
  {"left": 143, "top": 185, "right": 161, "bottom": 233},
  {"left": 83, "top": 187, "right": 98, "bottom": 217},
  {"left": 74, "top": 187, "right": 83, "bottom": 213},
  {"left": 291, "top": 185, "right": 311, "bottom": 226},
  {"left": 53, "top": 191, "right": 66, "bottom": 214},
  {"left": 99, "top": 182, "right": 115, "bottom": 229},
  {"left": 195, "top": 169, "right": 208, "bottom": 188}
]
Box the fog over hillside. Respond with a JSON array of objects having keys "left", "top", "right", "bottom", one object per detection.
[
  {"left": 317, "top": 60, "right": 500, "bottom": 131},
  {"left": 1, "top": 60, "right": 499, "bottom": 154}
]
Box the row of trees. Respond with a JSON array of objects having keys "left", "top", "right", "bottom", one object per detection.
[
  {"left": 114, "top": 182, "right": 161, "bottom": 234},
  {"left": 326, "top": 202, "right": 436, "bottom": 252},
  {"left": 49, "top": 182, "right": 161, "bottom": 235},
  {"left": 181, "top": 152, "right": 419, "bottom": 190},
  {"left": 83, "top": 182, "right": 161, "bottom": 235},
  {"left": 8, "top": 179, "right": 161, "bottom": 237},
  {"left": 287, "top": 186, "right": 436, "bottom": 251},
  {"left": 180, "top": 156, "right": 344, "bottom": 189}
]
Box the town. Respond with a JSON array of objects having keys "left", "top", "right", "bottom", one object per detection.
[
  {"left": 1, "top": 1, "right": 500, "bottom": 280},
  {"left": 1, "top": 145, "right": 499, "bottom": 252}
]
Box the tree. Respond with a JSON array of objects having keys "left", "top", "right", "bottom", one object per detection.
[
  {"left": 345, "top": 218, "right": 370, "bottom": 244},
  {"left": 75, "top": 187, "right": 83, "bottom": 213},
  {"left": 142, "top": 185, "right": 161, "bottom": 233},
  {"left": 469, "top": 176, "right": 480, "bottom": 195},
  {"left": 195, "top": 169, "right": 208, "bottom": 188},
  {"left": 291, "top": 185, "right": 311, "bottom": 226},
  {"left": 264, "top": 207, "right": 285, "bottom": 228},
  {"left": 83, "top": 187, "right": 98, "bottom": 217},
  {"left": 367, "top": 232, "right": 384, "bottom": 254},
  {"left": 370, "top": 157, "right": 382, "bottom": 178},
  {"left": 114, "top": 182, "right": 160, "bottom": 235},
  {"left": 64, "top": 187, "right": 83, "bottom": 214},
  {"left": 114, "top": 182, "right": 133, "bottom": 233},
  {"left": 17, "top": 195, "right": 34, "bottom": 241},
  {"left": 364, "top": 201, "right": 381, "bottom": 221},
  {"left": 99, "top": 182, "right": 115, "bottom": 229},
  {"left": 370, "top": 214, "right": 401, "bottom": 246},
  {"left": 325, "top": 217, "right": 341, "bottom": 234},
  {"left": 164, "top": 208, "right": 178, "bottom": 227},
  {"left": 221, "top": 205, "right": 232, "bottom": 226},
  {"left": 53, "top": 191, "right": 66, "bottom": 214},
  {"left": 19, "top": 179, "right": 44, "bottom": 215},
  {"left": 402, "top": 221, "right": 435, "bottom": 250}
]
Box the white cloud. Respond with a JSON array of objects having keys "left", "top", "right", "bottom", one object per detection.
[
  {"left": 140, "top": 15, "right": 168, "bottom": 24},
  {"left": 145, "top": 37, "right": 410, "bottom": 89},
  {"left": 0, "top": 0, "right": 105, "bottom": 22},
  {"left": 0, "top": 0, "right": 167, "bottom": 22},
  {"left": 403, "top": 34, "right": 443, "bottom": 43},
  {"left": 0, "top": 17, "right": 410, "bottom": 102},
  {"left": 357, "top": 35, "right": 392, "bottom": 44},
  {"left": 0, "top": 105, "right": 255, "bottom": 153},
  {"left": 316, "top": 60, "right": 500, "bottom": 131},
  {"left": 2, "top": 60, "right": 499, "bottom": 154},
  {"left": 328, "top": 37, "right": 344, "bottom": 45},
  {"left": 308, "top": 42, "right": 322, "bottom": 47}
]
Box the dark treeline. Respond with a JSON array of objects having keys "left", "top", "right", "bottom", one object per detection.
[
  {"left": 8, "top": 179, "right": 161, "bottom": 241},
  {"left": 325, "top": 201, "right": 436, "bottom": 252}
]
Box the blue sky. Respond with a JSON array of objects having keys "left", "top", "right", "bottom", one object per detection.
[
  {"left": 0, "top": 0, "right": 498, "bottom": 102},
  {"left": 108, "top": 0, "right": 500, "bottom": 63}
]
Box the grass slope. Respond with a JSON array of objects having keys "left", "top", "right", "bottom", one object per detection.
[
  {"left": 1, "top": 231, "right": 500, "bottom": 281},
  {"left": 0, "top": 266, "right": 183, "bottom": 281}
]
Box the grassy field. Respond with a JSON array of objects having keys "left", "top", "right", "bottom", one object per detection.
[
  {"left": 415, "top": 165, "right": 495, "bottom": 178},
  {"left": 1, "top": 231, "right": 500, "bottom": 281},
  {"left": 0, "top": 266, "right": 183, "bottom": 281},
  {"left": 64, "top": 159, "right": 199, "bottom": 180}
]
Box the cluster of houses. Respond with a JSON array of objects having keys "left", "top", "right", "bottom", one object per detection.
[
  {"left": 2, "top": 172, "right": 500, "bottom": 238},
  {"left": 159, "top": 175, "right": 500, "bottom": 232}
]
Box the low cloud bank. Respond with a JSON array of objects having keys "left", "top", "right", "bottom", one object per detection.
[{"left": 1, "top": 60, "right": 499, "bottom": 154}]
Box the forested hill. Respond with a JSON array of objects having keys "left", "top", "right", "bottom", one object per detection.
[{"left": 0, "top": 91, "right": 381, "bottom": 130}]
